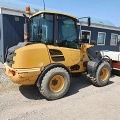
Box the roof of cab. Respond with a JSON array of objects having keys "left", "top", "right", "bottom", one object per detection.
[{"left": 30, "top": 11, "right": 77, "bottom": 19}]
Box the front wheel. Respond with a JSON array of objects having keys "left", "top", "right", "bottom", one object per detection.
[
  {"left": 91, "top": 62, "right": 111, "bottom": 87},
  {"left": 38, "top": 67, "right": 70, "bottom": 100}
]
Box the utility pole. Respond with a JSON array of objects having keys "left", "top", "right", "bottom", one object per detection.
[{"left": 43, "top": 0, "right": 45, "bottom": 11}]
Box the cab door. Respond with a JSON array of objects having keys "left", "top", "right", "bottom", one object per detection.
[{"left": 47, "top": 14, "right": 81, "bottom": 67}]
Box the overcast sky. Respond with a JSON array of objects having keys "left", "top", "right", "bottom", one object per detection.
[{"left": 19, "top": 0, "right": 120, "bottom": 26}]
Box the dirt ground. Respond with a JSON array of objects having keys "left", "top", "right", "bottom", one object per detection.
[{"left": 0, "top": 72, "right": 120, "bottom": 120}]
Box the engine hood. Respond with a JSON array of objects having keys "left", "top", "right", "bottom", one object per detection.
[{"left": 6, "top": 42, "right": 50, "bottom": 69}]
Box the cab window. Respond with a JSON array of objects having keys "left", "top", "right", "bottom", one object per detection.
[
  {"left": 29, "top": 14, "right": 54, "bottom": 44},
  {"left": 58, "top": 16, "right": 78, "bottom": 49}
]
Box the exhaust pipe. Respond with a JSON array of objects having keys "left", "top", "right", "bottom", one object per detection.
[
  {"left": 24, "top": 22, "right": 29, "bottom": 42},
  {"left": 23, "top": 6, "right": 31, "bottom": 42}
]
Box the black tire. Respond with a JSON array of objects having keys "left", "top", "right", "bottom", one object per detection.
[
  {"left": 38, "top": 67, "right": 70, "bottom": 100},
  {"left": 91, "top": 62, "right": 111, "bottom": 87}
]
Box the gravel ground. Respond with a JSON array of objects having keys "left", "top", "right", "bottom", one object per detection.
[
  {"left": 0, "top": 63, "right": 9, "bottom": 83},
  {"left": 0, "top": 62, "right": 120, "bottom": 120}
]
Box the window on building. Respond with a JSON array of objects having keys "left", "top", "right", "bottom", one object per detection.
[
  {"left": 110, "top": 33, "right": 118, "bottom": 45},
  {"left": 97, "top": 32, "right": 106, "bottom": 45},
  {"left": 82, "top": 30, "right": 91, "bottom": 43}
]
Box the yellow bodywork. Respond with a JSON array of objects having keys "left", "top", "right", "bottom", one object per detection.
[
  {"left": 12, "top": 44, "right": 50, "bottom": 69},
  {"left": 4, "top": 43, "right": 92, "bottom": 85},
  {"left": 4, "top": 63, "right": 41, "bottom": 85},
  {"left": 47, "top": 44, "right": 92, "bottom": 72},
  {"left": 4, "top": 44, "right": 50, "bottom": 85}
]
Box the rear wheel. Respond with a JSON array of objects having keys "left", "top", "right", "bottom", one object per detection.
[
  {"left": 38, "top": 67, "right": 70, "bottom": 100},
  {"left": 91, "top": 62, "right": 111, "bottom": 86}
]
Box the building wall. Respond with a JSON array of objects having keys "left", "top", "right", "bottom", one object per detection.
[
  {"left": 81, "top": 26, "right": 120, "bottom": 51},
  {"left": 0, "top": 14, "right": 4, "bottom": 62},
  {"left": 2, "top": 14, "right": 25, "bottom": 62}
]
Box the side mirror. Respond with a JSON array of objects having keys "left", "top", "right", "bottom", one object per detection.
[
  {"left": 78, "top": 17, "right": 91, "bottom": 26},
  {"left": 88, "top": 17, "right": 91, "bottom": 26}
]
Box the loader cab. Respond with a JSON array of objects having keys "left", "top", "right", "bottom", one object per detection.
[{"left": 29, "top": 11, "right": 79, "bottom": 49}]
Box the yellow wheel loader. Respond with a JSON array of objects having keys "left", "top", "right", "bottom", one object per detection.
[{"left": 4, "top": 11, "right": 111, "bottom": 100}]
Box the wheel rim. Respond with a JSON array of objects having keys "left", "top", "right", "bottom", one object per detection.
[
  {"left": 49, "top": 75, "right": 65, "bottom": 93},
  {"left": 100, "top": 68, "right": 109, "bottom": 81}
]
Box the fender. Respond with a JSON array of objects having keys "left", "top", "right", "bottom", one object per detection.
[
  {"left": 36, "top": 63, "right": 71, "bottom": 87},
  {"left": 87, "top": 58, "right": 102, "bottom": 77}
]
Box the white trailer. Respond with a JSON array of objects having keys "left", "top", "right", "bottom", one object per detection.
[{"left": 101, "top": 51, "right": 120, "bottom": 70}]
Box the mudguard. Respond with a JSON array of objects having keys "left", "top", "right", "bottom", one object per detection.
[{"left": 87, "top": 58, "right": 102, "bottom": 77}]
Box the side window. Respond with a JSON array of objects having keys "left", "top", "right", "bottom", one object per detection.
[
  {"left": 30, "top": 16, "right": 39, "bottom": 41},
  {"left": 97, "top": 32, "right": 106, "bottom": 45},
  {"left": 29, "top": 14, "right": 54, "bottom": 44},
  {"left": 58, "top": 15, "right": 78, "bottom": 49},
  {"left": 43, "top": 14, "right": 54, "bottom": 43},
  {"left": 110, "top": 33, "right": 118, "bottom": 45}
]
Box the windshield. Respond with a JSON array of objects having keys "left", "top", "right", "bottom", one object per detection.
[{"left": 29, "top": 14, "right": 54, "bottom": 44}]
